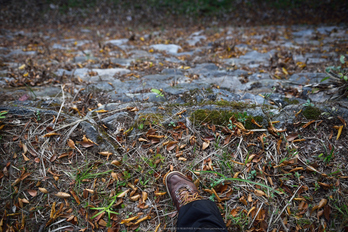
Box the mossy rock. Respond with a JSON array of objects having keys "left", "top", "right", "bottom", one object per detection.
[
  {"left": 283, "top": 98, "right": 300, "bottom": 105},
  {"left": 302, "top": 106, "right": 321, "bottom": 120},
  {"left": 190, "top": 109, "right": 264, "bottom": 128},
  {"left": 135, "top": 113, "right": 164, "bottom": 128}
]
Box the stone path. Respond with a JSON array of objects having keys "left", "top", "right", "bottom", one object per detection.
[{"left": 1, "top": 25, "right": 348, "bottom": 142}]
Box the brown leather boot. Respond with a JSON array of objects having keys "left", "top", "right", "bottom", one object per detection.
[{"left": 164, "top": 171, "right": 202, "bottom": 211}]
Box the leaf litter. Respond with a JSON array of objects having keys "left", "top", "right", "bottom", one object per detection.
[{"left": 0, "top": 21, "right": 348, "bottom": 232}]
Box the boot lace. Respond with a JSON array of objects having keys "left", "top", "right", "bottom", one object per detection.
[{"left": 177, "top": 187, "right": 202, "bottom": 206}]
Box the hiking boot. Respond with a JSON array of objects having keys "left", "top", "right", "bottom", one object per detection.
[{"left": 164, "top": 171, "right": 202, "bottom": 211}]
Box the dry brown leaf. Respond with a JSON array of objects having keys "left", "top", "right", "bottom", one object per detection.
[
  {"left": 67, "top": 139, "right": 75, "bottom": 149},
  {"left": 247, "top": 206, "right": 256, "bottom": 217},
  {"left": 142, "top": 192, "right": 148, "bottom": 203},
  {"left": 289, "top": 167, "right": 304, "bottom": 172},
  {"left": 247, "top": 194, "right": 253, "bottom": 202},
  {"left": 117, "top": 189, "right": 130, "bottom": 198},
  {"left": 202, "top": 141, "right": 210, "bottom": 150},
  {"left": 254, "top": 189, "right": 266, "bottom": 197},
  {"left": 55, "top": 192, "right": 71, "bottom": 198},
  {"left": 111, "top": 160, "right": 121, "bottom": 166},
  {"left": 121, "top": 216, "right": 139, "bottom": 224},
  {"left": 43, "top": 132, "right": 60, "bottom": 137},
  {"left": 130, "top": 194, "right": 141, "bottom": 201},
  {"left": 302, "top": 120, "right": 316, "bottom": 129},
  {"left": 70, "top": 190, "right": 80, "bottom": 205},
  {"left": 134, "top": 215, "right": 151, "bottom": 224},
  {"left": 22, "top": 153, "right": 30, "bottom": 162},
  {"left": 318, "top": 199, "right": 327, "bottom": 209},
  {"left": 50, "top": 202, "right": 56, "bottom": 218},
  {"left": 154, "top": 192, "right": 166, "bottom": 196},
  {"left": 39, "top": 187, "right": 48, "bottom": 194},
  {"left": 27, "top": 189, "right": 37, "bottom": 197},
  {"left": 337, "top": 116, "right": 346, "bottom": 127},
  {"left": 95, "top": 109, "right": 108, "bottom": 113},
  {"left": 230, "top": 208, "right": 239, "bottom": 217},
  {"left": 335, "top": 125, "right": 343, "bottom": 140},
  {"left": 251, "top": 118, "right": 262, "bottom": 128},
  {"left": 166, "top": 141, "right": 178, "bottom": 151},
  {"left": 138, "top": 138, "right": 149, "bottom": 142},
  {"left": 286, "top": 133, "right": 298, "bottom": 142},
  {"left": 154, "top": 223, "right": 161, "bottom": 232},
  {"left": 178, "top": 157, "right": 187, "bottom": 161},
  {"left": 98, "top": 219, "right": 107, "bottom": 226}
]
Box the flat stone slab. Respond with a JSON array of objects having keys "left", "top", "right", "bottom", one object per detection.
[{"left": 150, "top": 44, "right": 182, "bottom": 54}]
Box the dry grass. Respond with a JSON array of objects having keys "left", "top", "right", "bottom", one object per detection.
[{"left": 0, "top": 98, "right": 347, "bottom": 232}]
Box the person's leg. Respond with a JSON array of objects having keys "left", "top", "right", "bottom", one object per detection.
[
  {"left": 164, "top": 171, "right": 228, "bottom": 232},
  {"left": 177, "top": 200, "right": 228, "bottom": 232}
]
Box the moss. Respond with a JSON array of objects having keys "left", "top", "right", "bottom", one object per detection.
[
  {"left": 302, "top": 106, "right": 321, "bottom": 120},
  {"left": 174, "top": 100, "right": 257, "bottom": 109},
  {"left": 191, "top": 109, "right": 265, "bottom": 128},
  {"left": 244, "top": 115, "right": 264, "bottom": 129},
  {"left": 190, "top": 109, "right": 234, "bottom": 126},
  {"left": 135, "top": 113, "right": 164, "bottom": 128},
  {"left": 205, "top": 87, "right": 214, "bottom": 94},
  {"left": 283, "top": 98, "right": 300, "bottom": 105}
]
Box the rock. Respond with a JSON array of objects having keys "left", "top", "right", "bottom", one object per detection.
[
  {"left": 292, "top": 29, "right": 314, "bottom": 37},
  {"left": 224, "top": 50, "right": 276, "bottom": 67},
  {"left": 149, "top": 44, "right": 182, "bottom": 54},
  {"left": 161, "top": 69, "right": 183, "bottom": 75},
  {"left": 6, "top": 49, "right": 37, "bottom": 57},
  {"left": 109, "top": 58, "right": 135, "bottom": 66},
  {"left": 106, "top": 39, "right": 129, "bottom": 46},
  {"left": 187, "top": 35, "right": 206, "bottom": 46}
]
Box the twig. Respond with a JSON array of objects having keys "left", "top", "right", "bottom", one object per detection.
[
  {"left": 53, "top": 84, "right": 65, "bottom": 129},
  {"left": 272, "top": 185, "right": 302, "bottom": 225},
  {"left": 249, "top": 202, "right": 264, "bottom": 229}
]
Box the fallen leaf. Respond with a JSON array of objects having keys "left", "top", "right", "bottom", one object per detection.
[
  {"left": 55, "top": 192, "right": 71, "bottom": 198},
  {"left": 337, "top": 116, "right": 346, "bottom": 127},
  {"left": 166, "top": 141, "right": 178, "bottom": 151},
  {"left": 130, "top": 194, "right": 141, "bottom": 201},
  {"left": 138, "top": 138, "right": 148, "bottom": 142},
  {"left": 70, "top": 190, "right": 80, "bottom": 205},
  {"left": 43, "top": 132, "right": 60, "bottom": 137},
  {"left": 154, "top": 192, "right": 166, "bottom": 196},
  {"left": 111, "top": 160, "right": 121, "bottom": 166},
  {"left": 254, "top": 189, "right": 266, "bottom": 197},
  {"left": 335, "top": 125, "right": 343, "bottom": 140},
  {"left": 202, "top": 141, "right": 210, "bottom": 150},
  {"left": 95, "top": 109, "right": 108, "bottom": 113},
  {"left": 178, "top": 157, "right": 187, "bottom": 161},
  {"left": 318, "top": 199, "right": 327, "bottom": 209},
  {"left": 98, "top": 219, "right": 107, "bottom": 226},
  {"left": 121, "top": 216, "right": 139, "bottom": 224},
  {"left": 117, "top": 189, "right": 130, "bottom": 198},
  {"left": 286, "top": 133, "right": 298, "bottom": 142},
  {"left": 302, "top": 120, "right": 316, "bottom": 129},
  {"left": 247, "top": 206, "right": 256, "bottom": 217},
  {"left": 39, "top": 187, "right": 48, "bottom": 194},
  {"left": 134, "top": 215, "right": 151, "bottom": 224},
  {"left": 67, "top": 139, "right": 75, "bottom": 149},
  {"left": 27, "top": 189, "right": 37, "bottom": 197},
  {"left": 251, "top": 118, "right": 262, "bottom": 128}
]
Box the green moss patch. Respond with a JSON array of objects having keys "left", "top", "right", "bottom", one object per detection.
[
  {"left": 302, "top": 106, "right": 321, "bottom": 120},
  {"left": 135, "top": 113, "right": 164, "bottom": 128},
  {"left": 283, "top": 98, "right": 299, "bottom": 105},
  {"left": 190, "top": 109, "right": 264, "bottom": 128}
]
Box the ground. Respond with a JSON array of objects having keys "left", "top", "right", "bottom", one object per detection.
[{"left": 1, "top": 3, "right": 348, "bottom": 232}]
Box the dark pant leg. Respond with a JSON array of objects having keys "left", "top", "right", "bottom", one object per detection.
[{"left": 176, "top": 200, "right": 228, "bottom": 232}]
